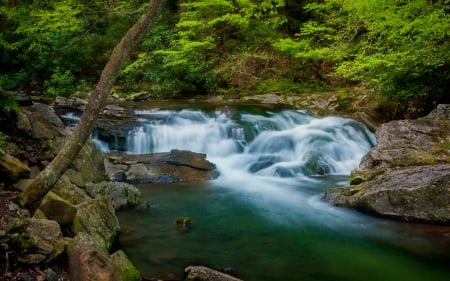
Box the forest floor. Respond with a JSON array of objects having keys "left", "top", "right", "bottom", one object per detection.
[{"left": 0, "top": 191, "right": 48, "bottom": 281}]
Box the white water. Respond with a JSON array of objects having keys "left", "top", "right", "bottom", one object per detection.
[{"left": 94, "top": 108, "right": 376, "bottom": 225}]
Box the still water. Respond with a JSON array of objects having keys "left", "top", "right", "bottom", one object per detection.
[{"left": 101, "top": 107, "right": 450, "bottom": 281}]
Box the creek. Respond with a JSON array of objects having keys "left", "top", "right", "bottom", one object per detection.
[{"left": 90, "top": 106, "right": 450, "bottom": 281}]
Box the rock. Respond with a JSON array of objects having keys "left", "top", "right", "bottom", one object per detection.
[
  {"left": 111, "top": 250, "right": 141, "bottom": 281},
  {"left": 423, "top": 104, "right": 450, "bottom": 120},
  {"left": 39, "top": 192, "right": 78, "bottom": 224},
  {"left": 85, "top": 181, "right": 142, "bottom": 210},
  {"left": 64, "top": 138, "right": 106, "bottom": 187},
  {"left": 102, "top": 104, "right": 131, "bottom": 119},
  {"left": 359, "top": 118, "right": 450, "bottom": 170},
  {"left": 0, "top": 153, "right": 30, "bottom": 183},
  {"left": 18, "top": 218, "right": 66, "bottom": 264},
  {"left": 126, "top": 91, "right": 154, "bottom": 101},
  {"left": 104, "top": 150, "right": 219, "bottom": 184},
  {"left": 324, "top": 164, "right": 450, "bottom": 224},
  {"left": 240, "top": 93, "right": 285, "bottom": 104},
  {"left": 175, "top": 216, "right": 191, "bottom": 233},
  {"left": 54, "top": 96, "right": 88, "bottom": 112},
  {"left": 28, "top": 103, "right": 69, "bottom": 139},
  {"left": 67, "top": 232, "right": 120, "bottom": 281},
  {"left": 324, "top": 105, "right": 450, "bottom": 224},
  {"left": 184, "top": 266, "right": 243, "bottom": 281},
  {"left": 72, "top": 196, "right": 120, "bottom": 250},
  {"left": 51, "top": 175, "right": 92, "bottom": 205}
]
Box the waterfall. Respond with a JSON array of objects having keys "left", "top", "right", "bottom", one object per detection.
[{"left": 97, "top": 108, "right": 375, "bottom": 180}]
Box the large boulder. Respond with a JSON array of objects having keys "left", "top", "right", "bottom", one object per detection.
[
  {"left": 323, "top": 104, "right": 450, "bottom": 224},
  {"left": 104, "top": 150, "right": 219, "bottom": 184},
  {"left": 111, "top": 250, "right": 141, "bottom": 281},
  {"left": 67, "top": 232, "right": 120, "bottom": 281},
  {"left": 64, "top": 139, "right": 106, "bottom": 187},
  {"left": 12, "top": 218, "right": 66, "bottom": 264},
  {"left": 72, "top": 196, "right": 120, "bottom": 250},
  {"left": 85, "top": 181, "right": 142, "bottom": 210}
]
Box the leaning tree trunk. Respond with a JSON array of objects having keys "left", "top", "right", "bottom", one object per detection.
[{"left": 20, "top": 0, "right": 167, "bottom": 214}]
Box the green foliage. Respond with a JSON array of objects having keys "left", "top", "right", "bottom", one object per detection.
[
  {"left": 275, "top": 0, "right": 450, "bottom": 115},
  {"left": 119, "top": 0, "right": 289, "bottom": 96},
  {"left": 0, "top": 0, "right": 149, "bottom": 95}
]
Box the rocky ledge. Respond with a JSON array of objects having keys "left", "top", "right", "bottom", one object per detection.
[
  {"left": 323, "top": 104, "right": 450, "bottom": 224},
  {"left": 105, "top": 150, "right": 219, "bottom": 184}
]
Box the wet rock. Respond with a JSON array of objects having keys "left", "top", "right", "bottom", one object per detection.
[
  {"left": 184, "top": 266, "right": 242, "bottom": 281},
  {"left": 104, "top": 150, "right": 219, "bottom": 184},
  {"left": 176, "top": 216, "right": 191, "bottom": 233},
  {"left": 85, "top": 181, "right": 142, "bottom": 210},
  {"left": 72, "top": 196, "right": 119, "bottom": 250}
]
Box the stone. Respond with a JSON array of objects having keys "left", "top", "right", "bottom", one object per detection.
[
  {"left": 28, "top": 103, "right": 68, "bottom": 139},
  {"left": 323, "top": 105, "right": 450, "bottom": 224},
  {"left": 176, "top": 216, "right": 191, "bottom": 233},
  {"left": 0, "top": 153, "right": 30, "bottom": 183},
  {"left": 39, "top": 192, "right": 77, "bottom": 224},
  {"left": 324, "top": 164, "right": 450, "bottom": 224},
  {"left": 104, "top": 150, "right": 219, "bottom": 184},
  {"left": 111, "top": 250, "right": 141, "bottom": 281},
  {"left": 51, "top": 175, "right": 92, "bottom": 205},
  {"left": 72, "top": 196, "right": 120, "bottom": 250},
  {"left": 18, "top": 218, "right": 66, "bottom": 264},
  {"left": 65, "top": 138, "right": 106, "bottom": 187},
  {"left": 85, "top": 181, "right": 142, "bottom": 210},
  {"left": 184, "top": 266, "right": 243, "bottom": 281},
  {"left": 126, "top": 91, "right": 153, "bottom": 101},
  {"left": 67, "top": 232, "right": 120, "bottom": 281}
]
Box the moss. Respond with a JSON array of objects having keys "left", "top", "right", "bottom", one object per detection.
[{"left": 111, "top": 250, "right": 141, "bottom": 281}]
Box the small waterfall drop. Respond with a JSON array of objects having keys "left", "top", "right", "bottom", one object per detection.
[{"left": 116, "top": 108, "right": 375, "bottom": 179}]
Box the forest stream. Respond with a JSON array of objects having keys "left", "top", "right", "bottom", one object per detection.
[{"left": 91, "top": 106, "right": 450, "bottom": 281}]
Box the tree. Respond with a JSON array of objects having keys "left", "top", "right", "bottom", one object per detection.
[
  {"left": 274, "top": 0, "right": 450, "bottom": 115},
  {"left": 20, "top": 0, "right": 167, "bottom": 214}
]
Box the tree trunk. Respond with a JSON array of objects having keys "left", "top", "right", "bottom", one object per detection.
[{"left": 20, "top": 0, "right": 167, "bottom": 214}]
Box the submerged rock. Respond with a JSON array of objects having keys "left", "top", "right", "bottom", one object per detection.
[{"left": 323, "top": 104, "right": 450, "bottom": 224}]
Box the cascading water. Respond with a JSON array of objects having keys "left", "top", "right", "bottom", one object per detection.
[{"left": 119, "top": 108, "right": 375, "bottom": 176}]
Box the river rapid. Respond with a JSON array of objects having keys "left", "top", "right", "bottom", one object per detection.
[{"left": 90, "top": 105, "right": 450, "bottom": 281}]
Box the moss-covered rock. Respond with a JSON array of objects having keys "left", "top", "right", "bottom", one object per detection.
[
  {"left": 111, "top": 250, "right": 141, "bottom": 281},
  {"left": 85, "top": 181, "right": 142, "bottom": 210},
  {"left": 72, "top": 196, "right": 119, "bottom": 250}
]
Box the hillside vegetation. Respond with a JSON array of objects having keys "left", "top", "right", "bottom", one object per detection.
[{"left": 1, "top": 0, "right": 449, "bottom": 117}]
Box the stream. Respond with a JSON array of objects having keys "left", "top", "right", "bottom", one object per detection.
[{"left": 90, "top": 106, "right": 450, "bottom": 281}]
